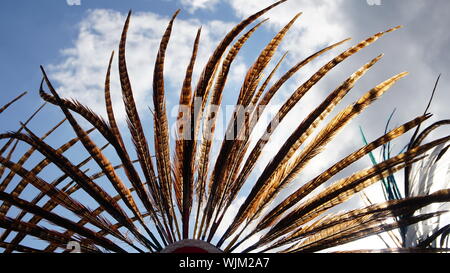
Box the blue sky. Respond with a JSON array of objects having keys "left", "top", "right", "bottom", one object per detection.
[
  {"left": 3, "top": 0, "right": 450, "bottom": 134},
  {"left": 1, "top": 0, "right": 450, "bottom": 252},
  {"left": 0, "top": 0, "right": 235, "bottom": 131}
]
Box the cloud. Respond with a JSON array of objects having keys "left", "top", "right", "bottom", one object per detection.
[
  {"left": 227, "top": 0, "right": 450, "bottom": 127},
  {"left": 225, "top": 0, "right": 450, "bottom": 250},
  {"left": 47, "top": 0, "right": 450, "bottom": 251},
  {"left": 179, "top": 0, "right": 220, "bottom": 13},
  {"left": 229, "top": 0, "right": 348, "bottom": 60},
  {"left": 226, "top": 0, "right": 450, "bottom": 181},
  {"left": 226, "top": 0, "right": 361, "bottom": 177},
  {"left": 48, "top": 8, "right": 236, "bottom": 124}
]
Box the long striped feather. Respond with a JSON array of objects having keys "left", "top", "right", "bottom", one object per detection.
[
  {"left": 204, "top": 13, "right": 302, "bottom": 241},
  {"left": 40, "top": 67, "right": 152, "bottom": 237},
  {"left": 184, "top": 0, "right": 287, "bottom": 239},
  {"left": 213, "top": 39, "right": 352, "bottom": 232},
  {"left": 195, "top": 19, "right": 268, "bottom": 238},
  {"left": 0, "top": 192, "right": 126, "bottom": 253},
  {"left": 0, "top": 142, "right": 110, "bottom": 245},
  {"left": 118, "top": 11, "right": 160, "bottom": 217},
  {"left": 290, "top": 212, "right": 445, "bottom": 253},
  {"left": 152, "top": 10, "right": 180, "bottom": 243},
  {"left": 0, "top": 123, "right": 89, "bottom": 217},
  {"left": 0, "top": 215, "right": 101, "bottom": 253},
  {"left": 0, "top": 91, "right": 27, "bottom": 115},
  {"left": 219, "top": 61, "right": 406, "bottom": 247},
  {"left": 258, "top": 134, "right": 450, "bottom": 250},
  {"left": 256, "top": 114, "right": 432, "bottom": 232}
]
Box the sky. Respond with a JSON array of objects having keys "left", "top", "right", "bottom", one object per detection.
[{"left": 0, "top": 0, "right": 449, "bottom": 252}]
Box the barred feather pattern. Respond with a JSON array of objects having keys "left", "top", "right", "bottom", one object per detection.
[
  {"left": 203, "top": 13, "right": 302, "bottom": 241},
  {"left": 194, "top": 20, "right": 267, "bottom": 238},
  {"left": 256, "top": 114, "right": 432, "bottom": 232},
  {"left": 214, "top": 39, "right": 352, "bottom": 227},
  {"left": 0, "top": 142, "right": 112, "bottom": 247},
  {"left": 152, "top": 10, "right": 180, "bottom": 242},
  {"left": 174, "top": 28, "right": 201, "bottom": 214},
  {"left": 219, "top": 57, "right": 405, "bottom": 246},
  {"left": 0, "top": 123, "right": 89, "bottom": 218},
  {"left": 257, "top": 135, "right": 450, "bottom": 249},
  {"left": 0, "top": 92, "right": 27, "bottom": 115},
  {"left": 183, "top": 0, "right": 287, "bottom": 239},
  {"left": 0, "top": 103, "right": 47, "bottom": 179},
  {"left": 1, "top": 1, "right": 449, "bottom": 254}
]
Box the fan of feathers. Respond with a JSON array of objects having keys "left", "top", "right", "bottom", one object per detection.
[{"left": 1, "top": 0, "right": 449, "bottom": 253}]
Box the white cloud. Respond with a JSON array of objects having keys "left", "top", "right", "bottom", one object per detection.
[
  {"left": 208, "top": 0, "right": 448, "bottom": 252},
  {"left": 180, "top": 0, "right": 220, "bottom": 13},
  {"left": 46, "top": 0, "right": 450, "bottom": 252},
  {"left": 48, "top": 9, "right": 236, "bottom": 124},
  {"left": 229, "top": 0, "right": 348, "bottom": 61},
  {"left": 226, "top": 0, "right": 450, "bottom": 185}
]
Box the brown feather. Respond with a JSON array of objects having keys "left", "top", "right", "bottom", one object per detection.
[
  {"left": 152, "top": 11, "right": 180, "bottom": 243},
  {"left": 174, "top": 28, "right": 202, "bottom": 217},
  {"left": 185, "top": 0, "right": 287, "bottom": 239},
  {"left": 204, "top": 13, "right": 301, "bottom": 241},
  {"left": 0, "top": 192, "right": 126, "bottom": 253},
  {"left": 259, "top": 134, "right": 450, "bottom": 249},
  {"left": 194, "top": 19, "right": 267, "bottom": 238},
  {"left": 0, "top": 91, "right": 27, "bottom": 114},
  {"left": 257, "top": 114, "right": 432, "bottom": 232},
  {"left": 118, "top": 11, "right": 160, "bottom": 214}
]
